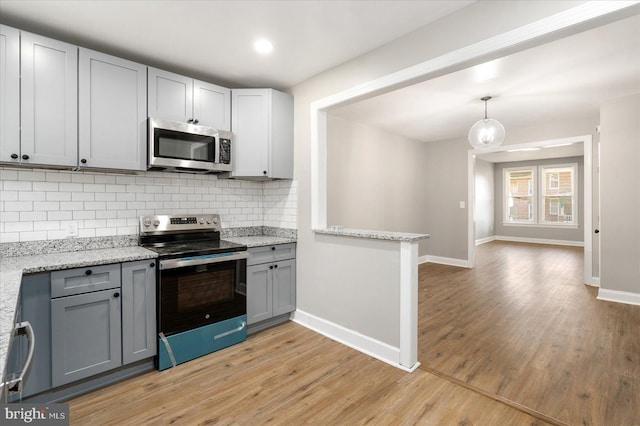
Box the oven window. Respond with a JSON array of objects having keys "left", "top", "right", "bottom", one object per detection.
[
  {"left": 177, "top": 270, "right": 234, "bottom": 312},
  {"left": 155, "top": 129, "right": 214, "bottom": 162}
]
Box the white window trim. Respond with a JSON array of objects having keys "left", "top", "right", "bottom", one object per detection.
[
  {"left": 539, "top": 162, "right": 578, "bottom": 227},
  {"left": 503, "top": 166, "right": 537, "bottom": 225}
]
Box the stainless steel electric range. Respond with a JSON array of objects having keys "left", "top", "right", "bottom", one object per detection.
[{"left": 139, "top": 214, "right": 248, "bottom": 371}]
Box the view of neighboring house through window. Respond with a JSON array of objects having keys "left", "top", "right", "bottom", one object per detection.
[
  {"left": 540, "top": 165, "right": 576, "bottom": 225},
  {"left": 505, "top": 167, "right": 536, "bottom": 223},
  {"left": 504, "top": 163, "right": 577, "bottom": 227}
]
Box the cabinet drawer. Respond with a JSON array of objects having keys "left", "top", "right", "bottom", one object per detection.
[
  {"left": 247, "top": 243, "right": 296, "bottom": 266},
  {"left": 51, "top": 263, "right": 121, "bottom": 298}
]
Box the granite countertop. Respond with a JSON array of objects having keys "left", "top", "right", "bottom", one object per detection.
[
  {"left": 224, "top": 235, "right": 296, "bottom": 248},
  {"left": 314, "top": 227, "right": 430, "bottom": 242},
  {"left": 0, "top": 246, "right": 157, "bottom": 380}
]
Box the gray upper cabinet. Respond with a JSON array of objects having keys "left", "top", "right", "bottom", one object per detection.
[
  {"left": 0, "top": 25, "right": 20, "bottom": 164},
  {"left": 51, "top": 288, "right": 122, "bottom": 387},
  {"left": 20, "top": 31, "right": 77, "bottom": 167},
  {"left": 230, "top": 88, "right": 293, "bottom": 179},
  {"left": 148, "top": 67, "right": 231, "bottom": 131},
  {"left": 193, "top": 79, "right": 231, "bottom": 131},
  {"left": 78, "top": 48, "right": 147, "bottom": 171},
  {"left": 121, "top": 260, "right": 157, "bottom": 365}
]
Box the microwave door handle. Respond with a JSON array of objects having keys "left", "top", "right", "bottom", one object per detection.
[{"left": 159, "top": 251, "right": 249, "bottom": 270}]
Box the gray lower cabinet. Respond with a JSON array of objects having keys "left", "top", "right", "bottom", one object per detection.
[
  {"left": 51, "top": 288, "right": 122, "bottom": 387},
  {"left": 247, "top": 244, "right": 296, "bottom": 328},
  {"left": 49, "top": 260, "right": 156, "bottom": 388},
  {"left": 121, "top": 260, "right": 157, "bottom": 364}
]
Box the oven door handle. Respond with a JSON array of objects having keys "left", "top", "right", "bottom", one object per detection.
[{"left": 159, "top": 251, "right": 249, "bottom": 270}]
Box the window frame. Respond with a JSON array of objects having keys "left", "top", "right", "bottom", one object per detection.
[
  {"left": 503, "top": 166, "right": 537, "bottom": 225},
  {"left": 503, "top": 162, "right": 578, "bottom": 229},
  {"left": 539, "top": 163, "right": 578, "bottom": 227}
]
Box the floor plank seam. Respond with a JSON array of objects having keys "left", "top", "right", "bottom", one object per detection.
[{"left": 418, "top": 364, "right": 570, "bottom": 426}]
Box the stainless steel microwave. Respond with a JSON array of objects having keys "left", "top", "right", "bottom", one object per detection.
[{"left": 148, "top": 117, "right": 233, "bottom": 173}]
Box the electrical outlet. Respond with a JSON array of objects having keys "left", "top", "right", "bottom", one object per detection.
[
  {"left": 460, "top": 201, "right": 466, "bottom": 209},
  {"left": 65, "top": 222, "right": 78, "bottom": 238}
]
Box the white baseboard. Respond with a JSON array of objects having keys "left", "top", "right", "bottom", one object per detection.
[
  {"left": 291, "top": 310, "right": 419, "bottom": 373},
  {"left": 475, "top": 236, "right": 496, "bottom": 246},
  {"left": 495, "top": 235, "right": 584, "bottom": 247},
  {"left": 585, "top": 276, "right": 600, "bottom": 287},
  {"left": 597, "top": 288, "right": 640, "bottom": 306},
  {"left": 419, "top": 255, "right": 470, "bottom": 268}
]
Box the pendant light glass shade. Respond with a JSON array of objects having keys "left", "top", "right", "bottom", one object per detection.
[{"left": 468, "top": 96, "right": 505, "bottom": 150}]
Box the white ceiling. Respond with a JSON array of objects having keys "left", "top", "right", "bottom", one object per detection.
[
  {"left": 329, "top": 14, "right": 640, "bottom": 145},
  {"left": 0, "top": 0, "right": 474, "bottom": 89}
]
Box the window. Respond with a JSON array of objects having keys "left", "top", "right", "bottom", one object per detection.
[
  {"left": 504, "top": 167, "right": 536, "bottom": 224},
  {"left": 540, "top": 165, "right": 577, "bottom": 225},
  {"left": 503, "top": 163, "right": 578, "bottom": 227}
]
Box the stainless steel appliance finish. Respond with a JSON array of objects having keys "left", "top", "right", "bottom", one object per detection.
[
  {"left": 148, "top": 117, "right": 233, "bottom": 173},
  {"left": 139, "top": 214, "right": 248, "bottom": 369}
]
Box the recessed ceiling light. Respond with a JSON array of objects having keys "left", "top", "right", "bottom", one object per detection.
[{"left": 254, "top": 39, "right": 273, "bottom": 55}]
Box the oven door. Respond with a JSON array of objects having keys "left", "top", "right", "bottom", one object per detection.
[{"left": 158, "top": 252, "right": 247, "bottom": 336}]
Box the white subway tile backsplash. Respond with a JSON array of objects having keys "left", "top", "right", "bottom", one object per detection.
[
  {"left": 1, "top": 167, "right": 297, "bottom": 242},
  {"left": 48, "top": 211, "right": 72, "bottom": 221},
  {"left": 4, "top": 181, "right": 32, "bottom": 191}
]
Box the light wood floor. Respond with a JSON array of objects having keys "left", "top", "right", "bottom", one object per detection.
[
  {"left": 69, "top": 242, "right": 639, "bottom": 425},
  {"left": 418, "top": 241, "right": 640, "bottom": 426}
]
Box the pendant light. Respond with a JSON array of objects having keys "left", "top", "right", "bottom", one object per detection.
[{"left": 468, "top": 96, "right": 505, "bottom": 150}]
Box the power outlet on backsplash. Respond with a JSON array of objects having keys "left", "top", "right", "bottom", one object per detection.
[{"left": 64, "top": 222, "right": 79, "bottom": 238}]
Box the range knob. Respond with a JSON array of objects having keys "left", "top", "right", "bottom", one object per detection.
[
  {"left": 206, "top": 217, "right": 212, "bottom": 224},
  {"left": 213, "top": 217, "right": 219, "bottom": 224},
  {"left": 153, "top": 219, "right": 160, "bottom": 227},
  {"left": 199, "top": 217, "right": 205, "bottom": 224},
  {"left": 143, "top": 218, "right": 151, "bottom": 227}
]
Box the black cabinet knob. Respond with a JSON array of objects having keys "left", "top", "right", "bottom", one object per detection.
[
  {"left": 22, "top": 154, "right": 29, "bottom": 160},
  {"left": 81, "top": 158, "right": 87, "bottom": 164},
  {"left": 150, "top": 262, "right": 155, "bottom": 268},
  {"left": 187, "top": 118, "right": 193, "bottom": 123},
  {"left": 263, "top": 170, "right": 267, "bottom": 175},
  {"left": 274, "top": 264, "right": 278, "bottom": 269},
  {"left": 269, "top": 265, "right": 274, "bottom": 270},
  {"left": 271, "top": 246, "right": 276, "bottom": 251},
  {"left": 193, "top": 119, "right": 199, "bottom": 124},
  {"left": 595, "top": 229, "right": 600, "bottom": 234},
  {"left": 113, "top": 292, "right": 120, "bottom": 298},
  {"left": 85, "top": 269, "right": 92, "bottom": 275},
  {"left": 10, "top": 153, "right": 18, "bottom": 159}
]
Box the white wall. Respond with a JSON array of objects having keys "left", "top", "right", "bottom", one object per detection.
[
  {"left": 327, "top": 115, "right": 431, "bottom": 254},
  {"left": 0, "top": 167, "right": 296, "bottom": 242},
  {"left": 599, "top": 93, "right": 640, "bottom": 295},
  {"left": 474, "top": 158, "right": 494, "bottom": 242}
]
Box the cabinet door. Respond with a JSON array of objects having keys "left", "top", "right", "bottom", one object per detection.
[
  {"left": 193, "top": 80, "right": 230, "bottom": 131},
  {"left": 78, "top": 48, "right": 147, "bottom": 171},
  {"left": 231, "top": 89, "right": 270, "bottom": 177},
  {"left": 121, "top": 260, "right": 157, "bottom": 365},
  {"left": 247, "top": 264, "right": 272, "bottom": 324},
  {"left": 0, "top": 25, "right": 20, "bottom": 164},
  {"left": 148, "top": 67, "right": 193, "bottom": 123},
  {"left": 20, "top": 31, "right": 77, "bottom": 167},
  {"left": 51, "top": 289, "right": 122, "bottom": 387},
  {"left": 272, "top": 259, "right": 296, "bottom": 316}
]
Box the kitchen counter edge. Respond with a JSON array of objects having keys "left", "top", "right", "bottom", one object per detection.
[
  {"left": 314, "top": 228, "right": 430, "bottom": 242},
  {"left": 224, "top": 236, "right": 296, "bottom": 248}
]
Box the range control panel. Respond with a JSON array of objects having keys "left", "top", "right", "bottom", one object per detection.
[{"left": 139, "top": 214, "right": 221, "bottom": 234}]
